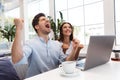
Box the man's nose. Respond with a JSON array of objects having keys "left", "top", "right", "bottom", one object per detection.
[{"left": 46, "top": 19, "right": 50, "bottom": 23}]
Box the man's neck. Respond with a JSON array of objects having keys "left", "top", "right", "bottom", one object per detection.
[{"left": 38, "top": 33, "right": 49, "bottom": 43}]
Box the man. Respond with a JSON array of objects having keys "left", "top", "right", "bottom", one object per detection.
[{"left": 12, "top": 13, "right": 80, "bottom": 78}]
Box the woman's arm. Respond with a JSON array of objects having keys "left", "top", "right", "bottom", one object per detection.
[
  {"left": 65, "top": 39, "right": 83, "bottom": 61},
  {"left": 74, "top": 44, "right": 84, "bottom": 60}
]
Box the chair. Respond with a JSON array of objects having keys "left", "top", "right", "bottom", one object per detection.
[{"left": 0, "top": 58, "right": 20, "bottom": 80}]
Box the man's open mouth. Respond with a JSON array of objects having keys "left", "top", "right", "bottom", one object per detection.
[{"left": 45, "top": 24, "right": 50, "bottom": 28}]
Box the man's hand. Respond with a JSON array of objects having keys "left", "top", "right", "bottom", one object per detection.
[{"left": 14, "top": 18, "right": 24, "bottom": 30}]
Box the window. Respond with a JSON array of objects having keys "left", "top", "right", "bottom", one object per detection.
[
  {"left": 115, "top": 0, "right": 120, "bottom": 45},
  {"left": 0, "top": 7, "right": 20, "bottom": 42},
  {"left": 55, "top": 0, "right": 104, "bottom": 45},
  {"left": 5, "top": 7, "right": 20, "bottom": 18},
  {"left": 28, "top": 0, "right": 49, "bottom": 39}
]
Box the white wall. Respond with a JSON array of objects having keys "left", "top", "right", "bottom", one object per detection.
[
  {"left": 104, "top": 0, "right": 115, "bottom": 35},
  {"left": 19, "top": 0, "right": 29, "bottom": 42}
]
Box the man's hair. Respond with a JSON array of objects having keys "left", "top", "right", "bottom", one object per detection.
[{"left": 32, "top": 13, "right": 45, "bottom": 33}]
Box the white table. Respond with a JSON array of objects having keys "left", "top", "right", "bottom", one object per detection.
[
  {"left": 0, "top": 49, "right": 11, "bottom": 54},
  {"left": 25, "top": 60, "right": 120, "bottom": 80}
]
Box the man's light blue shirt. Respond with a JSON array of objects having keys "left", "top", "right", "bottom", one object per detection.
[{"left": 17, "top": 36, "right": 66, "bottom": 78}]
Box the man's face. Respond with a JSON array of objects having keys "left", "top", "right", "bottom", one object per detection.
[{"left": 36, "top": 16, "right": 51, "bottom": 35}]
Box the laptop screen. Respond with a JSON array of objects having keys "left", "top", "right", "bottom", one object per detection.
[{"left": 77, "top": 35, "right": 115, "bottom": 70}]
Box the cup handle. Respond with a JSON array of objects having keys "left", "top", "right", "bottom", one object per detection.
[
  {"left": 59, "top": 64, "right": 63, "bottom": 70},
  {"left": 59, "top": 64, "right": 62, "bottom": 68},
  {"left": 59, "top": 64, "right": 64, "bottom": 72}
]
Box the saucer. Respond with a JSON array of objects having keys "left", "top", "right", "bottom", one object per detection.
[{"left": 60, "top": 69, "right": 80, "bottom": 77}]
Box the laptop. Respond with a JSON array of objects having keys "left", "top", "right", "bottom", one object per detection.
[{"left": 76, "top": 35, "right": 115, "bottom": 71}]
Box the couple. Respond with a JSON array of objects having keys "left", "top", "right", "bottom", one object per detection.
[{"left": 12, "top": 13, "right": 83, "bottom": 78}]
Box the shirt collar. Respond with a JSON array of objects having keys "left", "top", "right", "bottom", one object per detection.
[{"left": 37, "top": 36, "right": 50, "bottom": 43}]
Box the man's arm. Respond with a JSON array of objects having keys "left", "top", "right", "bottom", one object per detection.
[{"left": 11, "top": 18, "right": 24, "bottom": 64}]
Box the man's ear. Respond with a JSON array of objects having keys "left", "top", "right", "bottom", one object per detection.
[{"left": 35, "top": 25, "right": 39, "bottom": 30}]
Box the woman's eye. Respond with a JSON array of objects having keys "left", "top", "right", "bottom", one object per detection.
[{"left": 63, "top": 26, "right": 67, "bottom": 28}]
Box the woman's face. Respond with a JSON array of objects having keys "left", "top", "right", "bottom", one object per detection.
[{"left": 62, "top": 23, "right": 72, "bottom": 37}]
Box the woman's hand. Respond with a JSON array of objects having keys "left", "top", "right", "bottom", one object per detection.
[
  {"left": 72, "top": 39, "right": 84, "bottom": 60},
  {"left": 72, "top": 39, "right": 80, "bottom": 49},
  {"left": 72, "top": 39, "right": 84, "bottom": 49},
  {"left": 79, "top": 44, "right": 84, "bottom": 49}
]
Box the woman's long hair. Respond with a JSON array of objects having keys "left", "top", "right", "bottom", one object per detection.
[{"left": 58, "top": 22, "right": 74, "bottom": 42}]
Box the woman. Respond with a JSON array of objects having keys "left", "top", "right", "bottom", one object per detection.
[{"left": 58, "top": 22, "right": 84, "bottom": 60}]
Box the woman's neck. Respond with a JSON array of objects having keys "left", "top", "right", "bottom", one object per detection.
[{"left": 63, "top": 37, "right": 70, "bottom": 45}]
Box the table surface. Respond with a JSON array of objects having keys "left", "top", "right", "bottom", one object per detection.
[
  {"left": 0, "top": 49, "right": 11, "bottom": 54},
  {"left": 0, "top": 49, "right": 11, "bottom": 57},
  {"left": 25, "top": 60, "right": 120, "bottom": 80}
]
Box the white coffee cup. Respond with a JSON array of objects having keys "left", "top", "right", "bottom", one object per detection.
[{"left": 59, "top": 61, "right": 76, "bottom": 74}]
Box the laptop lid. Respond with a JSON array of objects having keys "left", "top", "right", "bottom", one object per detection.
[{"left": 77, "top": 35, "right": 115, "bottom": 71}]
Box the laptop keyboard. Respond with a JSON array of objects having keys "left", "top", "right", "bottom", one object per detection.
[{"left": 76, "top": 58, "right": 86, "bottom": 68}]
